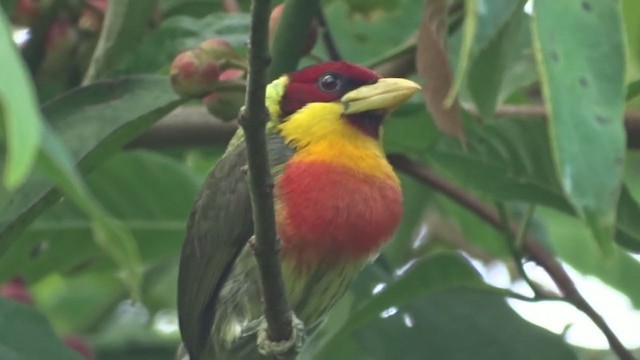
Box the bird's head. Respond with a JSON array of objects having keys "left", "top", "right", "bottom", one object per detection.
[{"left": 266, "top": 61, "right": 421, "bottom": 148}]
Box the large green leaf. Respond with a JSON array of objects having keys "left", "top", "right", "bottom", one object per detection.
[
  {"left": 312, "top": 256, "right": 576, "bottom": 360},
  {"left": 324, "top": 0, "right": 421, "bottom": 64},
  {"left": 0, "top": 151, "right": 200, "bottom": 283},
  {"left": 0, "top": 76, "right": 183, "bottom": 259},
  {"left": 615, "top": 186, "right": 640, "bottom": 252},
  {"left": 0, "top": 297, "right": 82, "bottom": 360},
  {"left": 36, "top": 123, "right": 143, "bottom": 297},
  {"left": 32, "top": 272, "right": 125, "bottom": 335},
  {"left": 383, "top": 102, "right": 439, "bottom": 155},
  {"left": 0, "top": 9, "right": 41, "bottom": 189},
  {"left": 344, "top": 252, "right": 486, "bottom": 330},
  {"left": 430, "top": 117, "right": 572, "bottom": 212},
  {"left": 84, "top": 0, "right": 160, "bottom": 82},
  {"left": 331, "top": 290, "right": 577, "bottom": 360},
  {"left": 532, "top": 0, "right": 626, "bottom": 250},
  {"left": 622, "top": 0, "right": 640, "bottom": 84},
  {"left": 467, "top": 9, "right": 527, "bottom": 119},
  {"left": 447, "top": 0, "right": 524, "bottom": 105},
  {"left": 429, "top": 117, "right": 640, "bottom": 253},
  {"left": 121, "top": 13, "right": 250, "bottom": 75}
]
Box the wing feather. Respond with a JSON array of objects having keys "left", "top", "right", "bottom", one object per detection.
[{"left": 177, "top": 131, "right": 292, "bottom": 359}]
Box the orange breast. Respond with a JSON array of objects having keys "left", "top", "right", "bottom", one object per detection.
[{"left": 275, "top": 159, "right": 403, "bottom": 266}]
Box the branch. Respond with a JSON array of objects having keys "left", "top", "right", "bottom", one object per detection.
[
  {"left": 267, "top": 0, "right": 322, "bottom": 80},
  {"left": 126, "top": 107, "right": 237, "bottom": 149},
  {"left": 386, "top": 154, "right": 636, "bottom": 360},
  {"left": 242, "top": 0, "right": 294, "bottom": 348},
  {"left": 316, "top": 8, "right": 342, "bottom": 61}
]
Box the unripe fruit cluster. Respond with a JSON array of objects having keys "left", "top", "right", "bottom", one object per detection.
[{"left": 169, "top": 4, "right": 319, "bottom": 120}]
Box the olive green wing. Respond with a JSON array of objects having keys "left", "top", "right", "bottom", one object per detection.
[{"left": 177, "top": 131, "right": 292, "bottom": 360}]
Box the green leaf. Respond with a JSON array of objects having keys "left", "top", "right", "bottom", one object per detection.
[
  {"left": 622, "top": 0, "right": 640, "bottom": 84},
  {"left": 340, "top": 290, "right": 577, "bottom": 360},
  {"left": 468, "top": 9, "right": 526, "bottom": 119},
  {"left": 429, "top": 117, "right": 640, "bottom": 253},
  {"left": 430, "top": 117, "right": 572, "bottom": 212},
  {"left": 0, "top": 76, "right": 183, "bottom": 260},
  {"left": 0, "top": 297, "right": 82, "bottom": 360},
  {"left": 83, "top": 0, "right": 160, "bottom": 82},
  {"left": 615, "top": 185, "right": 640, "bottom": 252},
  {"left": 37, "top": 123, "right": 142, "bottom": 297},
  {"left": 0, "top": 9, "right": 42, "bottom": 189},
  {"left": 382, "top": 172, "right": 432, "bottom": 266},
  {"left": 160, "top": 0, "right": 224, "bottom": 19},
  {"left": 383, "top": 103, "right": 439, "bottom": 154},
  {"left": 324, "top": 0, "right": 422, "bottom": 64},
  {"left": 445, "top": 0, "right": 476, "bottom": 106},
  {"left": 0, "top": 151, "right": 200, "bottom": 283},
  {"left": 626, "top": 79, "right": 640, "bottom": 101},
  {"left": 33, "top": 273, "right": 125, "bottom": 335},
  {"left": 446, "top": 0, "right": 524, "bottom": 106},
  {"left": 121, "top": 13, "right": 250, "bottom": 75},
  {"left": 347, "top": 252, "right": 485, "bottom": 329},
  {"left": 532, "top": 0, "right": 626, "bottom": 250},
  {"left": 320, "top": 252, "right": 505, "bottom": 353},
  {"left": 0, "top": 0, "right": 17, "bottom": 13},
  {"left": 315, "top": 260, "right": 576, "bottom": 360}
]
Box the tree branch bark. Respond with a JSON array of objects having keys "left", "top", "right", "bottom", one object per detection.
[
  {"left": 386, "top": 154, "right": 636, "bottom": 360},
  {"left": 242, "top": 0, "right": 294, "bottom": 347}
]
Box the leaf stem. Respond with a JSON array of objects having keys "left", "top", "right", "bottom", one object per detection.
[
  {"left": 496, "top": 202, "right": 550, "bottom": 299},
  {"left": 316, "top": 8, "right": 341, "bottom": 61}
]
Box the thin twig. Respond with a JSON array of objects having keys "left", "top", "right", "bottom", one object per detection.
[
  {"left": 496, "top": 203, "right": 553, "bottom": 299},
  {"left": 242, "top": 0, "right": 294, "bottom": 347},
  {"left": 316, "top": 8, "right": 342, "bottom": 61},
  {"left": 126, "top": 107, "right": 237, "bottom": 149},
  {"left": 386, "top": 154, "right": 636, "bottom": 360}
]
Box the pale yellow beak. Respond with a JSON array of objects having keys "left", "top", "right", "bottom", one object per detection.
[{"left": 341, "top": 78, "right": 421, "bottom": 115}]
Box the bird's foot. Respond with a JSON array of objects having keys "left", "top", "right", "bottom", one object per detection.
[{"left": 256, "top": 313, "right": 305, "bottom": 358}]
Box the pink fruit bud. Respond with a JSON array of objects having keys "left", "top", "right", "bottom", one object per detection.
[
  {"left": 199, "top": 38, "right": 237, "bottom": 61},
  {"left": 218, "top": 69, "right": 245, "bottom": 82},
  {"left": 170, "top": 49, "right": 220, "bottom": 97},
  {"left": 203, "top": 91, "right": 245, "bottom": 122},
  {"left": 64, "top": 335, "right": 95, "bottom": 360},
  {"left": 0, "top": 277, "right": 33, "bottom": 305}
]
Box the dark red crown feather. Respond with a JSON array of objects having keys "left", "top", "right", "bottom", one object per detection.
[{"left": 279, "top": 61, "right": 380, "bottom": 117}]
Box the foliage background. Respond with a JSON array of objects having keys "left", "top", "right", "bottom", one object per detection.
[{"left": 1, "top": 0, "right": 639, "bottom": 359}]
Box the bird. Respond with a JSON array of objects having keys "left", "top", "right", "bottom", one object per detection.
[{"left": 177, "top": 61, "right": 421, "bottom": 359}]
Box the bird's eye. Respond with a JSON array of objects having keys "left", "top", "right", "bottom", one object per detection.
[{"left": 318, "top": 73, "right": 342, "bottom": 92}]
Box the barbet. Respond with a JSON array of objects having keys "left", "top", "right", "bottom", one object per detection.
[{"left": 178, "top": 61, "right": 421, "bottom": 359}]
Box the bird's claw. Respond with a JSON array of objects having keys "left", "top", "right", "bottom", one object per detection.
[{"left": 256, "top": 313, "right": 305, "bottom": 358}]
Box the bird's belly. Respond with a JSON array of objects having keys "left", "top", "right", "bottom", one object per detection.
[{"left": 275, "top": 159, "right": 403, "bottom": 265}]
